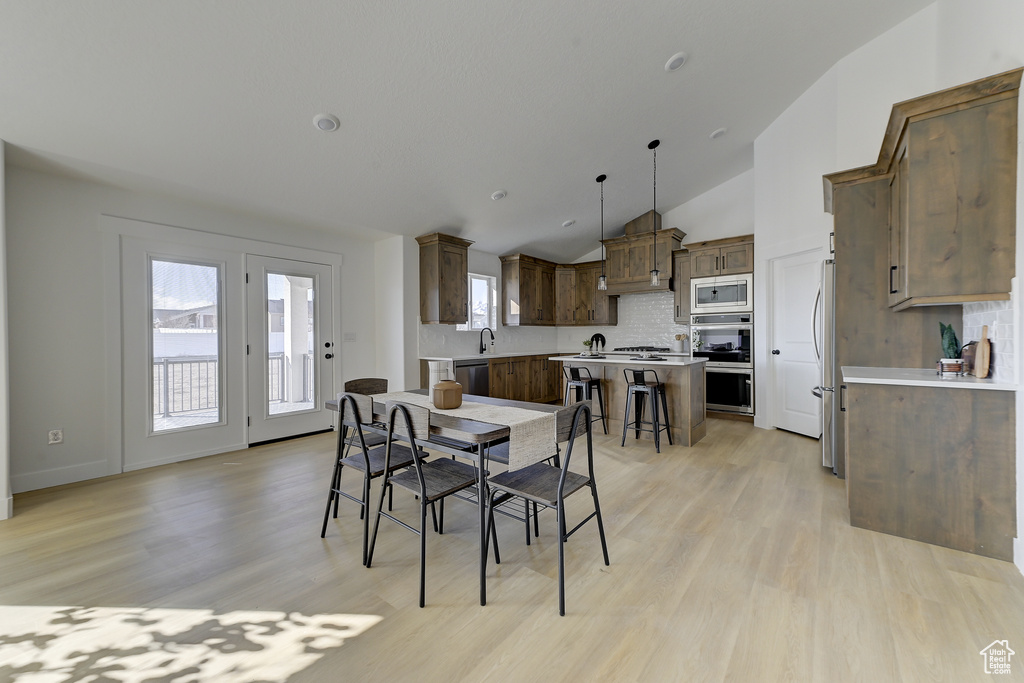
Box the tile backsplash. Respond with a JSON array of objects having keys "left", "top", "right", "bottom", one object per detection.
[{"left": 963, "top": 297, "right": 1014, "bottom": 383}]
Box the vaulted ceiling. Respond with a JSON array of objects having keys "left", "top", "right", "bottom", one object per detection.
[{"left": 0, "top": 1, "right": 932, "bottom": 261}]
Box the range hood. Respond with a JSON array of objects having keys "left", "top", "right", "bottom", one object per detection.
[{"left": 600, "top": 211, "right": 685, "bottom": 294}]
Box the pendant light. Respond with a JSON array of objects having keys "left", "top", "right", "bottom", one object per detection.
[
  {"left": 596, "top": 174, "right": 608, "bottom": 291},
  {"left": 648, "top": 139, "right": 661, "bottom": 287}
]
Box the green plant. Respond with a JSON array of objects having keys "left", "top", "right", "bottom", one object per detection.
[
  {"left": 939, "top": 322, "right": 960, "bottom": 359},
  {"left": 582, "top": 339, "right": 593, "bottom": 347}
]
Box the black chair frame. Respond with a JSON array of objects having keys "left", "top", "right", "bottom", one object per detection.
[{"left": 620, "top": 368, "right": 673, "bottom": 453}]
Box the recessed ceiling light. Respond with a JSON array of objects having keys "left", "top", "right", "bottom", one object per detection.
[
  {"left": 562, "top": 220, "right": 575, "bottom": 228},
  {"left": 665, "top": 52, "right": 688, "bottom": 72},
  {"left": 710, "top": 127, "right": 728, "bottom": 139},
  {"left": 491, "top": 190, "right": 507, "bottom": 201},
  {"left": 313, "top": 114, "right": 340, "bottom": 132}
]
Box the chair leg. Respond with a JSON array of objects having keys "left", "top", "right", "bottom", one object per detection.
[
  {"left": 439, "top": 497, "right": 445, "bottom": 534},
  {"left": 634, "top": 392, "right": 645, "bottom": 440},
  {"left": 595, "top": 383, "right": 607, "bottom": 434},
  {"left": 590, "top": 481, "right": 611, "bottom": 566},
  {"left": 563, "top": 383, "right": 572, "bottom": 406},
  {"left": 533, "top": 502, "right": 540, "bottom": 537},
  {"left": 320, "top": 459, "right": 342, "bottom": 538},
  {"left": 620, "top": 389, "right": 633, "bottom": 447},
  {"left": 361, "top": 474, "right": 372, "bottom": 566},
  {"left": 524, "top": 498, "right": 531, "bottom": 546},
  {"left": 557, "top": 503, "right": 566, "bottom": 617},
  {"left": 419, "top": 499, "right": 428, "bottom": 608},
  {"left": 650, "top": 389, "right": 661, "bottom": 453},
  {"left": 365, "top": 474, "right": 389, "bottom": 568},
  {"left": 660, "top": 386, "right": 673, "bottom": 446}
]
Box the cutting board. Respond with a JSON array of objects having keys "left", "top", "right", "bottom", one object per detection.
[{"left": 976, "top": 325, "right": 991, "bottom": 378}]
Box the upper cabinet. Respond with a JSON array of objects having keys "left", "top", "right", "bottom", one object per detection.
[
  {"left": 417, "top": 232, "right": 473, "bottom": 325},
  {"left": 554, "top": 261, "right": 619, "bottom": 326},
  {"left": 686, "top": 235, "right": 754, "bottom": 278},
  {"left": 602, "top": 212, "right": 685, "bottom": 294},
  {"left": 825, "top": 68, "right": 1021, "bottom": 312},
  {"left": 673, "top": 249, "right": 690, "bottom": 323},
  {"left": 500, "top": 254, "right": 557, "bottom": 326}
]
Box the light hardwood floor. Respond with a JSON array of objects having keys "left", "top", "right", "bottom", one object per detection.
[{"left": 2, "top": 419, "right": 1023, "bottom": 681}]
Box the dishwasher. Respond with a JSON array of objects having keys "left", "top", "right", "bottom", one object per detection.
[{"left": 454, "top": 358, "right": 490, "bottom": 397}]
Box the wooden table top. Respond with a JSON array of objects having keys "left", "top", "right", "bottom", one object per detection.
[{"left": 327, "top": 390, "right": 560, "bottom": 445}]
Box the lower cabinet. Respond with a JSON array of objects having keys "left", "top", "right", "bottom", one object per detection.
[
  {"left": 844, "top": 381, "right": 1015, "bottom": 561},
  {"left": 489, "top": 354, "right": 560, "bottom": 403},
  {"left": 529, "top": 355, "right": 561, "bottom": 403}
]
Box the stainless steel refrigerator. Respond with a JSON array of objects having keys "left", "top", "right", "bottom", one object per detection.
[{"left": 811, "top": 259, "right": 836, "bottom": 473}]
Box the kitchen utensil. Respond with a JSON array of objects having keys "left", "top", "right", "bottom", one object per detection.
[{"left": 976, "top": 325, "right": 990, "bottom": 378}]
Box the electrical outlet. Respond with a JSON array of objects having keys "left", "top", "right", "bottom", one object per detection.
[{"left": 47, "top": 429, "right": 63, "bottom": 445}]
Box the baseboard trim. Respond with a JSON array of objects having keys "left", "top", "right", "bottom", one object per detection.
[
  {"left": 1, "top": 495, "right": 11, "bottom": 520},
  {"left": 12, "top": 459, "right": 111, "bottom": 494}
]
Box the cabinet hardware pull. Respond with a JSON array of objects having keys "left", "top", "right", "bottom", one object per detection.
[
  {"left": 889, "top": 265, "right": 897, "bottom": 294},
  {"left": 839, "top": 384, "right": 847, "bottom": 412}
]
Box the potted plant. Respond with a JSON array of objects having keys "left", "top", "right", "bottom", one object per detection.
[
  {"left": 581, "top": 339, "right": 593, "bottom": 356},
  {"left": 938, "top": 322, "right": 963, "bottom": 374}
]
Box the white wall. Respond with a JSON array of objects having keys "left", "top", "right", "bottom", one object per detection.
[
  {"left": 661, "top": 170, "right": 754, "bottom": 245},
  {"left": 374, "top": 235, "right": 420, "bottom": 390},
  {"left": 4, "top": 166, "right": 379, "bottom": 493},
  {"left": 0, "top": 143, "right": 10, "bottom": 519}
]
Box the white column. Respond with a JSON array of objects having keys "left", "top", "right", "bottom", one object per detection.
[{"left": 0, "top": 141, "right": 11, "bottom": 519}]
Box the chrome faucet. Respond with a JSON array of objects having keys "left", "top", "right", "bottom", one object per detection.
[{"left": 480, "top": 327, "right": 495, "bottom": 354}]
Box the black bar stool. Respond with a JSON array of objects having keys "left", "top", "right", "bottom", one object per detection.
[
  {"left": 563, "top": 365, "right": 607, "bottom": 434},
  {"left": 620, "top": 368, "right": 672, "bottom": 453}
]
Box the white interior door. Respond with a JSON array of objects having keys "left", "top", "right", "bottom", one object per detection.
[
  {"left": 246, "top": 255, "right": 335, "bottom": 444},
  {"left": 770, "top": 248, "right": 823, "bottom": 437}
]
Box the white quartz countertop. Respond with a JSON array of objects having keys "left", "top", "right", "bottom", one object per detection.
[
  {"left": 841, "top": 366, "right": 1015, "bottom": 391},
  {"left": 549, "top": 355, "right": 706, "bottom": 367}
]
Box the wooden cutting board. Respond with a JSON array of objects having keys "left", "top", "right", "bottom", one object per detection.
[{"left": 976, "top": 325, "right": 991, "bottom": 378}]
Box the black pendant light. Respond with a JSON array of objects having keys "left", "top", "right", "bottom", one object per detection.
[
  {"left": 649, "top": 139, "right": 661, "bottom": 287},
  {"left": 597, "top": 174, "right": 608, "bottom": 291}
]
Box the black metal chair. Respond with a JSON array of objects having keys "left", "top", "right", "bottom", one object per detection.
[
  {"left": 563, "top": 365, "right": 607, "bottom": 434},
  {"left": 340, "top": 378, "right": 388, "bottom": 452},
  {"left": 366, "top": 401, "right": 493, "bottom": 608},
  {"left": 620, "top": 368, "right": 673, "bottom": 453},
  {"left": 320, "top": 392, "right": 415, "bottom": 566},
  {"left": 484, "top": 402, "right": 610, "bottom": 616}
]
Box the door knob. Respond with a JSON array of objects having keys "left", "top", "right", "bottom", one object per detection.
[
  {"left": 325, "top": 353, "right": 334, "bottom": 359},
  {"left": 771, "top": 349, "right": 781, "bottom": 355}
]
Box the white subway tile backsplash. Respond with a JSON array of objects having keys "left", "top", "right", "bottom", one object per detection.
[{"left": 963, "top": 298, "right": 1013, "bottom": 383}]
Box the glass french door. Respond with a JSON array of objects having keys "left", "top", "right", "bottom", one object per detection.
[{"left": 245, "top": 255, "right": 335, "bottom": 444}]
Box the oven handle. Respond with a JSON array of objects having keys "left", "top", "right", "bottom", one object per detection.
[
  {"left": 704, "top": 366, "right": 753, "bottom": 374},
  {"left": 691, "top": 324, "right": 753, "bottom": 332}
]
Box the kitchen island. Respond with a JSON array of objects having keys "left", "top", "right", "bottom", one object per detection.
[{"left": 549, "top": 355, "right": 707, "bottom": 446}]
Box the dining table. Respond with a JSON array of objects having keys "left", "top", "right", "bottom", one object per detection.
[{"left": 327, "top": 389, "right": 564, "bottom": 605}]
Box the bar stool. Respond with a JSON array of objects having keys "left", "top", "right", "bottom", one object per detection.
[
  {"left": 620, "top": 368, "right": 673, "bottom": 453},
  {"left": 563, "top": 365, "right": 607, "bottom": 434}
]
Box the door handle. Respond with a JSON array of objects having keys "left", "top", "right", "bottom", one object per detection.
[
  {"left": 325, "top": 353, "right": 334, "bottom": 359},
  {"left": 772, "top": 349, "right": 781, "bottom": 355},
  {"left": 889, "top": 265, "right": 897, "bottom": 294}
]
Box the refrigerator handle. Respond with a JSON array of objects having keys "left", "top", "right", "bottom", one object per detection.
[{"left": 812, "top": 283, "right": 822, "bottom": 362}]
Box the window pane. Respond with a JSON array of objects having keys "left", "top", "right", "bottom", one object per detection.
[
  {"left": 266, "top": 272, "right": 316, "bottom": 415},
  {"left": 151, "top": 260, "right": 221, "bottom": 432},
  {"left": 458, "top": 273, "right": 496, "bottom": 331}
]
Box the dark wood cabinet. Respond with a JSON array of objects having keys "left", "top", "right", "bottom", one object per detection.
[
  {"left": 845, "top": 380, "right": 1014, "bottom": 561},
  {"left": 555, "top": 261, "right": 618, "bottom": 326},
  {"left": 686, "top": 236, "right": 753, "bottom": 278},
  {"left": 501, "top": 254, "right": 556, "bottom": 326},
  {"left": 886, "top": 87, "right": 1017, "bottom": 310},
  {"left": 416, "top": 232, "right": 472, "bottom": 325},
  {"left": 601, "top": 228, "right": 685, "bottom": 294},
  {"left": 529, "top": 355, "right": 561, "bottom": 403},
  {"left": 489, "top": 356, "right": 529, "bottom": 400},
  {"left": 673, "top": 250, "right": 690, "bottom": 323}
]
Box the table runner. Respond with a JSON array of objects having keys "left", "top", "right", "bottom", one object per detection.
[{"left": 372, "top": 391, "right": 556, "bottom": 471}]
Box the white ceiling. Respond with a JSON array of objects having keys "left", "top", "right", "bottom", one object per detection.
[{"left": 0, "top": 0, "right": 931, "bottom": 262}]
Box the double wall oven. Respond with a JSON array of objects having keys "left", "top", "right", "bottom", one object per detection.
[{"left": 691, "top": 311, "right": 753, "bottom": 415}]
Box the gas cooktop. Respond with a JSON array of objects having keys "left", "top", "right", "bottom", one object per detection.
[{"left": 613, "top": 346, "right": 671, "bottom": 352}]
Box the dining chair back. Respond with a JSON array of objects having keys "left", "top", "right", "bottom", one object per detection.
[
  {"left": 484, "top": 401, "right": 610, "bottom": 615},
  {"left": 366, "top": 401, "right": 485, "bottom": 608},
  {"left": 320, "top": 392, "right": 414, "bottom": 566}
]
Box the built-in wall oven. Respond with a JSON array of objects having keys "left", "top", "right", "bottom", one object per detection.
[
  {"left": 691, "top": 274, "right": 753, "bottom": 313},
  {"left": 691, "top": 312, "right": 753, "bottom": 415}
]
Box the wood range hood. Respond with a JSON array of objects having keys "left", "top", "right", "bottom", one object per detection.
[{"left": 600, "top": 210, "right": 685, "bottom": 295}]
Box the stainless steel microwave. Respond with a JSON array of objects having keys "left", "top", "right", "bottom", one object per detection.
[{"left": 690, "top": 274, "right": 753, "bottom": 313}]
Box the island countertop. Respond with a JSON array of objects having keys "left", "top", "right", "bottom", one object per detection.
[
  {"left": 841, "top": 366, "right": 1014, "bottom": 391},
  {"left": 549, "top": 355, "right": 706, "bottom": 367}
]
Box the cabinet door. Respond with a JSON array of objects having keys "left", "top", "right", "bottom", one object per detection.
[
  {"left": 438, "top": 242, "right": 468, "bottom": 323},
  {"left": 529, "top": 356, "right": 557, "bottom": 403},
  {"left": 575, "top": 264, "right": 596, "bottom": 324},
  {"left": 507, "top": 357, "right": 530, "bottom": 401},
  {"left": 518, "top": 261, "right": 540, "bottom": 324},
  {"left": 488, "top": 359, "right": 508, "bottom": 399},
  {"left": 650, "top": 232, "right": 675, "bottom": 280},
  {"left": 555, "top": 267, "right": 576, "bottom": 325},
  {"left": 673, "top": 252, "right": 690, "bottom": 322},
  {"left": 605, "top": 243, "right": 630, "bottom": 284},
  {"left": 537, "top": 264, "right": 556, "bottom": 325},
  {"left": 626, "top": 238, "right": 651, "bottom": 283},
  {"left": 689, "top": 247, "right": 720, "bottom": 278},
  {"left": 720, "top": 243, "right": 753, "bottom": 275},
  {"left": 888, "top": 145, "right": 909, "bottom": 307}
]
